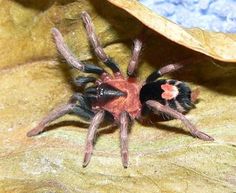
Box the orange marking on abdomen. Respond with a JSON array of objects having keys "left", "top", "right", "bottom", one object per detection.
[{"left": 161, "top": 83, "right": 179, "bottom": 100}]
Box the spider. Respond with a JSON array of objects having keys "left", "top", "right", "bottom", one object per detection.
[{"left": 27, "top": 11, "right": 214, "bottom": 168}]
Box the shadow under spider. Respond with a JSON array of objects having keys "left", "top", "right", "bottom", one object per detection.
[
  {"left": 97, "top": 124, "right": 118, "bottom": 137},
  {"left": 154, "top": 122, "right": 192, "bottom": 137},
  {"left": 41, "top": 120, "right": 90, "bottom": 133},
  {"left": 139, "top": 114, "right": 194, "bottom": 137},
  {"left": 39, "top": 116, "right": 195, "bottom": 141},
  {"left": 40, "top": 119, "right": 119, "bottom": 139}
]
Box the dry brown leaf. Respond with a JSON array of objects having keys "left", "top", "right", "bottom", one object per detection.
[
  {"left": 107, "top": 0, "right": 236, "bottom": 62},
  {"left": 0, "top": 1, "right": 236, "bottom": 193}
]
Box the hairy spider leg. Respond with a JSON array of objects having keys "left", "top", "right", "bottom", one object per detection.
[
  {"left": 119, "top": 111, "right": 130, "bottom": 168},
  {"left": 27, "top": 103, "right": 75, "bottom": 137},
  {"left": 146, "top": 100, "right": 214, "bottom": 141},
  {"left": 146, "top": 63, "right": 183, "bottom": 83},
  {"left": 27, "top": 102, "right": 94, "bottom": 137},
  {"left": 145, "top": 56, "right": 210, "bottom": 83},
  {"left": 52, "top": 28, "right": 105, "bottom": 76},
  {"left": 83, "top": 110, "right": 105, "bottom": 167},
  {"left": 81, "top": 11, "right": 121, "bottom": 75},
  {"left": 127, "top": 38, "right": 143, "bottom": 77}
]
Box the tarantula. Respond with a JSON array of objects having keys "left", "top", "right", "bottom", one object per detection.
[{"left": 27, "top": 11, "right": 214, "bottom": 168}]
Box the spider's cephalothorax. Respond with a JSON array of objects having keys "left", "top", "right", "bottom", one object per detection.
[{"left": 27, "top": 11, "right": 214, "bottom": 168}]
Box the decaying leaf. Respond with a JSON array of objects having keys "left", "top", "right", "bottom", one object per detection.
[
  {"left": 0, "top": 0, "right": 236, "bottom": 193},
  {"left": 107, "top": 0, "right": 236, "bottom": 62}
]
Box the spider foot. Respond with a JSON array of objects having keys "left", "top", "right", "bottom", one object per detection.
[
  {"left": 83, "top": 142, "right": 93, "bottom": 167},
  {"left": 190, "top": 130, "right": 214, "bottom": 141},
  {"left": 27, "top": 126, "right": 43, "bottom": 137},
  {"left": 121, "top": 151, "right": 128, "bottom": 168}
]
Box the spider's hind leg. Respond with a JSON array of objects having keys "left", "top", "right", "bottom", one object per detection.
[
  {"left": 145, "top": 56, "right": 208, "bottom": 83},
  {"left": 146, "top": 63, "right": 183, "bottom": 83},
  {"left": 146, "top": 100, "right": 214, "bottom": 141}
]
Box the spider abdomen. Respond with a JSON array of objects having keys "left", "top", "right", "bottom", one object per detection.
[{"left": 140, "top": 79, "right": 193, "bottom": 112}]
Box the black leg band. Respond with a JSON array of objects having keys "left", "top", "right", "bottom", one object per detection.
[{"left": 104, "top": 58, "right": 120, "bottom": 73}]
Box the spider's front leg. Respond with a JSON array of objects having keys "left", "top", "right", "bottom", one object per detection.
[
  {"left": 146, "top": 100, "right": 214, "bottom": 141},
  {"left": 52, "top": 27, "right": 106, "bottom": 76},
  {"left": 27, "top": 93, "right": 94, "bottom": 137},
  {"left": 119, "top": 111, "right": 131, "bottom": 168},
  {"left": 27, "top": 103, "right": 76, "bottom": 137},
  {"left": 127, "top": 39, "right": 143, "bottom": 77},
  {"left": 83, "top": 110, "right": 105, "bottom": 167}
]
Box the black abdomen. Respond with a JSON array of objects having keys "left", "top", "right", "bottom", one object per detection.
[
  {"left": 140, "top": 79, "right": 193, "bottom": 112},
  {"left": 140, "top": 80, "right": 166, "bottom": 105}
]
